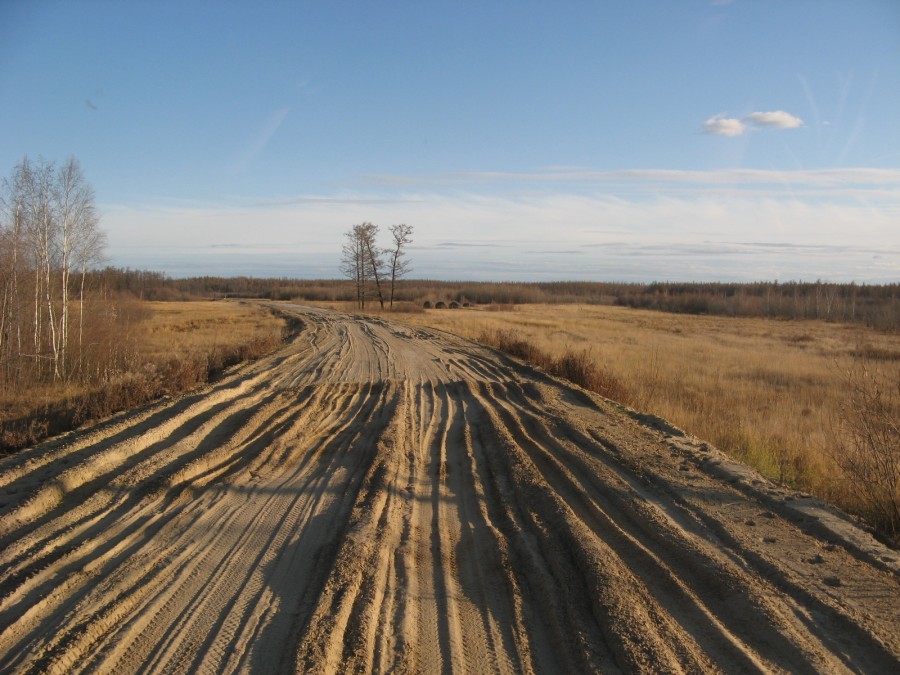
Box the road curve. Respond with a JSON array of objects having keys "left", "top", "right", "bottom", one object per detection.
[{"left": 0, "top": 304, "right": 897, "bottom": 673}]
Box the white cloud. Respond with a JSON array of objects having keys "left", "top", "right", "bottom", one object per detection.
[
  {"left": 743, "top": 110, "right": 804, "bottom": 129},
  {"left": 100, "top": 176, "right": 900, "bottom": 283},
  {"left": 363, "top": 167, "right": 900, "bottom": 196},
  {"left": 703, "top": 110, "right": 804, "bottom": 136},
  {"left": 703, "top": 114, "right": 746, "bottom": 137}
]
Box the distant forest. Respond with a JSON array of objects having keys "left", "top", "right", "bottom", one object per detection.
[{"left": 94, "top": 268, "right": 900, "bottom": 330}]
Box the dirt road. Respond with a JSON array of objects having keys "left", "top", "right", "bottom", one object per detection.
[{"left": 1, "top": 305, "right": 897, "bottom": 673}]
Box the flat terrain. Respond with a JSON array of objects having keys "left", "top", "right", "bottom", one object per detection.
[
  {"left": 396, "top": 303, "right": 900, "bottom": 508},
  {"left": 0, "top": 305, "right": 897, "bottom": 673}
]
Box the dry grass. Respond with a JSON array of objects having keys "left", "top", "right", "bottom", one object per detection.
[
  {"left": 0, "top": 301, "right": 286, "bottom": 452},
  {"left": 397, "top": 303, "right": 900, "bottom": 539},
  {"left": 138, "top": 301, "right": 286, "bottom": 362}
]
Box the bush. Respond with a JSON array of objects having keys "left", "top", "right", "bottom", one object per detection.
[
  {"left": 478, "top": 329, "right": 633, "bottom": 405},
  {"left": 829, "top": 361, "right": 900, "bottom": 545}
]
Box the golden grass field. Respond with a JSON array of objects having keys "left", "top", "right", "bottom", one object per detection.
[
  {"left": 393, "top": 303, "right": 900, "bottom": 515},
  {"left": 138, "top": 300, "right": 285, "bottom": 362}
]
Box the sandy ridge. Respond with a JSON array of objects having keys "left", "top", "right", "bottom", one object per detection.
[{"left": 0, "top": 304, "right": 897, "bottom": 673}]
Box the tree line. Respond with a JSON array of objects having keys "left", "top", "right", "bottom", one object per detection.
[
  {"left": 90, "top": 270, "right": 900, "bottom": 331},
  {"left": 341, "top": 222, "right": 413, "bottom": 309},
  {"left": 0, "top": 156, "right": 119, "bottom": 389}
]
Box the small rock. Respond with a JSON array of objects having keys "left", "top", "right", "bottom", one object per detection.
[
  {"left": 744, "top": 519, "right": 756, "bottom": 526},
  {"left": 759, "top": 511, "right": 775, "bottom": 519},
  {"left": 823, "top": 576, "right": 841, "bottom": 587},
  {"left": 762, "top": 536, "right": 777, "bottom": 544},
  {"left": 823, "top": 544, "right": 837, "bottom": 552},
  {"left": 806, "top": 554, "right": 824, "bottom": 565}
]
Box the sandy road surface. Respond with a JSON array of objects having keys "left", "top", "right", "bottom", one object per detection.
[{"left": 1, "top": 304, "right": 898, "bottom": 673}]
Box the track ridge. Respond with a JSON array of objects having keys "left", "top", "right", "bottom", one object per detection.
[{"left": 0, "top": 304, "right": 897, "bottom": 673}]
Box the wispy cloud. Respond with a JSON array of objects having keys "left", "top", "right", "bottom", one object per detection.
[
  {"left": 231, "top": 107, "right": 290, "bottom": 174},
  {"left": 703, "top": 110, "right": 804, "bottom": 136},
  {"left": 363, "top": 167, "right": 900, "bottom": 198},
  {"left": 101, "top": 181, "right": 900, "bottom": 283}
]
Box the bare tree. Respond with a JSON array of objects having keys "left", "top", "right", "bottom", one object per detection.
[
  {"left": 73, "top": 215, "right": 105, "bottom": 375},
  {"left": 387, "top": 224, "right": 413, "bottom": 309},
  {"left": 360, "top": 223, "right": 386, "bottom": 310},
  {"left": 0, "top": 156, "right": 104, "bottom": 384},
  {"left": 19, "top": 157, "right": 58, "bottom": 378},
  {"left": 55, "top": 157, "right": 101, "bottom": 378},
  {"left": 341, "top": 223, "right": 387, "bottom": 310},
  {"left": 0, "top": 175, "right": 25, "bottom": 382},
  {"left": 341, "top": 224, "right": 367, "bottom": 309}
]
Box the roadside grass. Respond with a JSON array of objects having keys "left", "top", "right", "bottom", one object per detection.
[
  {"left": 397, "top": 303, "right": 900, "bottom": 544},
  {"left": 0, "top": 301, "right": 287, "bottom": 453}
]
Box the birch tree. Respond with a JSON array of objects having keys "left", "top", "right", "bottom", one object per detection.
[
  {"left": 341, "top": 223, "right": 387, "bottom": 309},
  {"left": 0, "top": 156, "right": 104, "bottom": 384},
  {"left": 55, "top": 157, "right": 101, "bottom": 377},
  {"left": 387, "top": 224, "right": 413, "bottom": 308},
  {"left": 341, "top": 224, "right": 368, "bottom": 309},
  {"left": 360, "top": 223, "right": 386, "bottom": 310}
]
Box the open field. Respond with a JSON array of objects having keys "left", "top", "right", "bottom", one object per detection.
[
  {"left": 0, "top": 304, "right": 897, "bottom": 672},
  {"left": 0, "top": 301, "right": 286, "bottom": 453},
  {"left": 137, "top": 301, "right": 286, "bottom": 363},
  {"left": 392, "top": 303, "right": 900, "bottom": 539}
]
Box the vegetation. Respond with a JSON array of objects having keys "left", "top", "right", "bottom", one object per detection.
[
  {"left": 87, "top": 273, "right": 900, "bottom": 330},
  {"left": 0, "top": 156, "right": 107, "bottom": 386},
  {"left": 0, "top": 300, "right": 288, "bottom": 453},
  {"left": 340, "top": 222, "right": 413, "bottom": 309},
  {"left": 398, "top": 304, "right": 900, "bottom": 545},
  {"left": 829, "top": 363, "right": 900, "bottom": 542},
  {"left": 0, "top": 159, "right": 290, "bottom": 452}
]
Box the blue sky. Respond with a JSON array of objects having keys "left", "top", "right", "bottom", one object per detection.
[{"left": 1, "top": 0, "right": 898, "bottom": 281}]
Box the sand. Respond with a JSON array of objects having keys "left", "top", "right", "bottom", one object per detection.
[{"left": 0, "top": 304, "right": 897, "bottom": 673}]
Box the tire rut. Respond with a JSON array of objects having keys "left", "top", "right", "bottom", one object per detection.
[{"left": 0, "top": 304, "right": 897, "bottom": 674}]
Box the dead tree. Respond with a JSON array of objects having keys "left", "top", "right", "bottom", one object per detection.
[
  {"left": 341, "top": 223, "right": 388, "bottom": 310},
  {"left": 341, "top": 225, "right": 367, "bottom": 309},
  {"left": 387, "top": 224, "right": 413, "bottom": 309},
  {"left": 360, "top": 223, "right": 386, "bottom": 310}
]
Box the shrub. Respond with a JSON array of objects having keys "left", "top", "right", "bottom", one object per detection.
[
  {"left": 477, "top": 329, "right": 633, "bottom": 405},
  {"left": 829, "top": 361, "right": 900, "bottom": 545}
]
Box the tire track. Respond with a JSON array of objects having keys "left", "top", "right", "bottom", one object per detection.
[{"left": 0, "top": 304, "right": 897, "bottom": 673}]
